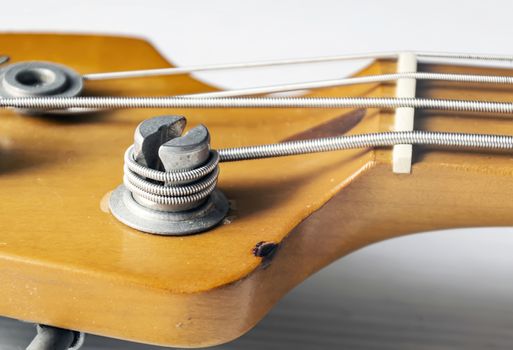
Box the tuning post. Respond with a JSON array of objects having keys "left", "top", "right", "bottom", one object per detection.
[{"left": 109, "top": 115, "right": 229, "bottom": 235}]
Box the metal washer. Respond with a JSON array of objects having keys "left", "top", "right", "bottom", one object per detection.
[
  {"left": 109, "top": 185, "right": 230, "bottom": 236},
  {"left": 0, "top": 61, "right": 83, "bottom": 98}
]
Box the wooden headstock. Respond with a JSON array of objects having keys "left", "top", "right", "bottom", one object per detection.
[{"left": 1, "top": 34, "right": 513, "bottom": 347}]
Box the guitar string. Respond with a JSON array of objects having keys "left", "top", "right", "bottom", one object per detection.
[
  {"left": 122, "top": 131, "right": 513, "bottom": 206},
  {"left": 4, "top": 96, "right": 513, "bottom": 113},
  {"left": 82, "top": 52, "right": 398, "bottom": 80},
  {"left": 185, "top": 72, "right": 513, "bottom": 98},
  {"left": 5, "top": 96, "right": 513, "bottom": 159},
  {"left": 217, "top": 131, "right": 513, "bottom": 161},
  {"left": 78, "top": 51, "right": 513, "bottom": 98},
  {"left": 81, "top": 51, "right": 513, "bottom": 81},
  {"left": 7, "top": 66, "right": 513, "bottom": 115},
  {"left": 6, "top": 52, "right": 513, "bottom": 160}
]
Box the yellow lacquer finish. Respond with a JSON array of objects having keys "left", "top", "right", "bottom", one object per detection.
[{"left": 1, "top": 34, "right": 513, "bottom": 347}]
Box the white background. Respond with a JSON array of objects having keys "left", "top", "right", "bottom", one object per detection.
[{"left": 2, "top": 1, "right": 513, "bottom": 349}]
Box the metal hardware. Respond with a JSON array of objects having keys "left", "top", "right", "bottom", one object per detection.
[
  {"left": 109, "top": 116, "right": 229, "bottom": 235},
  {"left": 0, "top": 61, "right": 83, "bottom": 98},
  {"left": 0, "top": 56, "right": 9, "bottom": 65},
  {"left": 26, "top": 324, "right": 84, "bottom": 350},
  {"left": 0, "top": 61, "right": 83, "bottom": 114}
]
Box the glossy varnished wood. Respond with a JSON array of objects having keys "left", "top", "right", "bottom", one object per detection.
[{"left": 1, "top": 34, "right": 513, "bottom": 347}]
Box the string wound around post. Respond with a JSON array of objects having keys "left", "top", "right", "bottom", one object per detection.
[{"left": 109, "top": 115, "right": 229, "bottom": 236}]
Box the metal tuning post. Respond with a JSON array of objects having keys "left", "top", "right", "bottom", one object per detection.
[{"left": 109, "top": 115, "right": 229, "bottom": 235}]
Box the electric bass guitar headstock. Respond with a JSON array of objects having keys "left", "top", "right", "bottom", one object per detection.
[{"left": 1, "top": 33, "right": 513, "bottom": 348}]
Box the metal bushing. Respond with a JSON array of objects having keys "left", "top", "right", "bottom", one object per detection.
[
  {"left": 110, "top": 186, "right": 229, "bottom": 235},
  {"left": 0, "top": 61, "right": 83, "bottom": 115},
  {"left": 0, "top": 61, "right": 83, "bottom": 98}
]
